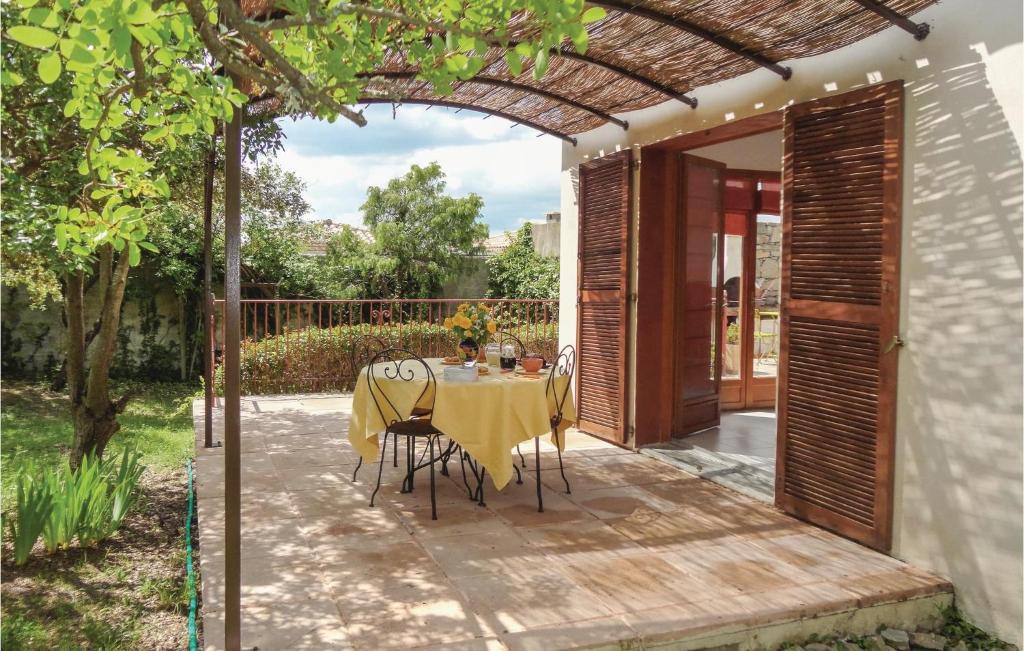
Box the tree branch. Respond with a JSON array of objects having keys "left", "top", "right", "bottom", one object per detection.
[
  {"left": 258, "top": 1, "right": 497, "bottom": 43},
  {"left": 216, "top": 0, "right": 366, "bottom": 125}
]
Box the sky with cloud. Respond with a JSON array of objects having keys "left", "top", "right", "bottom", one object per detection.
[{"left": 271, "top": 105, "right": 562, "bottom": 236}]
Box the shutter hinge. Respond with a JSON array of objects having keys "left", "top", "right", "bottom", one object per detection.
[
  {"left": 631, "top": 160, "right": 641, "bottom": 170},
  {"left": 883, "top": 335, "right": 906, "bottom": 354},
  {"left": 627, "top": 292, "right": 638, "bottom": 303}
]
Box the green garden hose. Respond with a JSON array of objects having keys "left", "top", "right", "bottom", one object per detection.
[{"left": 186, "top": 460, "right": 198, "bottom": 651}]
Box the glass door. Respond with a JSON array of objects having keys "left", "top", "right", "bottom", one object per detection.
[{"left": 672, "top": 154, "right": 725, "bottom": 436}]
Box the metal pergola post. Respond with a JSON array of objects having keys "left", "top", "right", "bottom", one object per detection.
[
  {"left": 223, "top": 98, "right": 243, "bottom": 651},
  {"left": 203, "top": 135, "right": 219, "bottom": 449}
]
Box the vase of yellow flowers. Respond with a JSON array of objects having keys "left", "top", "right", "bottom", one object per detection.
[{"left": 444, "top": 303, "right": 498, "bottom": 362}]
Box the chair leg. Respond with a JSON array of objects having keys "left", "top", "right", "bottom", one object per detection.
[
  {"left": 441, "top": 438, "right": 450, "bottom": 476},
  {"left": 554, "top": 429, "right": 571, "bottom": 494},
  {"left": 352, "top": 456, "right": 363, "bottom": 482},
  {"left": 513, "top": 463, "right": 523, "bottom": 485},
  {"left": 370, "top": 431, "right": 389, "bottom": 507},
  {"left": 429, "top": 436, "right": 438, "bottom": 520},
  {"left": 458, "top": 449, "right": 474, "bottom": 499},
  {"left": 393, "top": 432, "right": 398, "bottom": 467},
  {"left": 516, "top": 444, "right": 527, "bottom": 469},
  {"left": 475, "top": 467, "right": 486, "bottom": 507},
  {"left": 535, "top": 436, "right": 544, "bottom": 513}
]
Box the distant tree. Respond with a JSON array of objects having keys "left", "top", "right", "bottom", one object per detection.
[
  {"left": 327, "top": 162, "right": 489, "bottom": 298},
  {"left": 487, "top": 223, "right": 559, "bottom": 299}
]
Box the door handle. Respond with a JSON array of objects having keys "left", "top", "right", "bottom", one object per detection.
[{"left": 883, "top": 335, "right": 905, "bottom": 354}]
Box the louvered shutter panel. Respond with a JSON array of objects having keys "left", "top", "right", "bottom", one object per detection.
[
  {"left": 777, "top": 81, "right": 903, "bottom": 551},
  {"left": 576, "top": 150, "right": 632, "bottom": 443}
]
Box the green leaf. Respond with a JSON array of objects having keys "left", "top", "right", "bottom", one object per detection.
[
  {"left": 127, "top": 242, "right": 141, "bottom": 266},
  {"left": 138, "top": 241, "right": 159, "bottom": 253},
  {"left": 7, "top": 25, "right": 59, "bottom": 49},
  {"left": 505, "top": 51, "right": 522, "bottom": 77},
  {"left": 55, "top": 223, "right": 68, "bottom": 250},
  {"left": 37, "top": 51, "right": 61, "bottom": 83},
  {"left": 533, "top": 48, "right": 549, "bottom": 79},
  {"left": 581, "top": 7, "right": 606, "bottom": 23}
]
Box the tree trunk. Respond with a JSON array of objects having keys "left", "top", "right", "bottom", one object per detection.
[{"left": 67, "top": 246, "right": 133, "bottom": 468}]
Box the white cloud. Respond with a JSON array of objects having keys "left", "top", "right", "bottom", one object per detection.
[{"left": 274, "top": 109, "right": 561, "bottom": 231}]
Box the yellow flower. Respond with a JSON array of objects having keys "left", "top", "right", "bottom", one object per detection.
[
  {"left": 487, "top": 321, "right": 497, "bottom": 334},
  {"left": 455, "top": 314, "right": 471, "bottom": 329},
  {"left": 443, "top": 317, "right": 452, "bottom": 329},
  {"left": 458, "top": 303, "right": 469, "bottom": 312}
]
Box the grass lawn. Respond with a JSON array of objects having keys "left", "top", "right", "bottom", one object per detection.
[{"left": 1, "top": 381, "right": 198, "bottom": 650}]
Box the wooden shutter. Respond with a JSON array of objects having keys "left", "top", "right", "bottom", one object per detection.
[
  {"left": 576, "top": 150, "right": 632, "bottom": 443},
  {"left": 776, "top": 81, "right": 903, "bottom": 551}
]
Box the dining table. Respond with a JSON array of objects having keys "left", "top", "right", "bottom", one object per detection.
[{"left": 348, "top": 357, "right": 576, "bottom": 490}]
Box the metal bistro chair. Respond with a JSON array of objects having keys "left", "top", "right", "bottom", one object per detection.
[
  {"left": 366, "top": 348, "right": 446, "bottom": 520},
  {"left": 351, "top": 334, "right": 433, "bottom": 482},
  {"left": 534, "top": 344, "right": 576, "bottom": 513}
]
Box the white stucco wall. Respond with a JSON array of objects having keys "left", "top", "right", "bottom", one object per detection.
[{"left": 558, "top": 0, "right": 1023, "bottom": 643}]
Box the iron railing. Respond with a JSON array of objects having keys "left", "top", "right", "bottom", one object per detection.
[{"left": 207, "top": 298, "right": 559, "bottom": 394}]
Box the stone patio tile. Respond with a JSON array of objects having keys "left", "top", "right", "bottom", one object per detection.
[
  {"left": 335, "top": 570, "right": 494, "bottom": 650},
  {"left": 490, "top": 495, "right": 598, "bottom": 528},
  {"left": 269, "top": 447, "right": 359, "bottom": 470},
  {"left": 448, "top": 564, "right": 615, "bottom": 634},
  {"left": 200, "top": 517, "right": 315, "bottom": 563},
  {"left": 202, "top": 597, "right": 349, "bottom": 651},
  {"left": 840, "top": 568, "right": 955, "bottom": 607},
  {"left": 280, "top": 464, "right": 361, "bottom": 491},
  {"left": 287, "top": 485, "right": 375, "bottom": 518},
  {"left": 697, "top": 549, "right": 796, "bottom": 594},
  {"left": 411, "top": 637, "right": 506, "bottom": 650},
  {"left": 565, "top": 484, "right": 680, "bottom": 519},
  {"left": 378, "top": 473, "right": 480, "bottom": 510},
  {"left": 396, "top": 499, "right": 510, "bottom": 539},
  {"left": 316, "top": 538, "right": 436, "bottom": 582},
  {"left": 750, "top": 532, "right": 906, "bottom": 582},
  {"left": 620, "top": 601, "right": 732, "bottom": 646},
  {"left": 264, "top": 431, "right": 348, "bottom": 452},
  {"left": 561, "top": 553, "right": 699, "bottom": 614},
  {"left": 306, "top": 529, "right": 417, "bottom": 565},
  {"left": 201, "top": 557, "right": 332, "bottom": 611},
  {"left": 500, "top": 615, "right": 639, "bottom": 651},
  {"left": 517, "top": 519, "right": 648, "bottom": 562},
  {"left": 300, "top": 397, "right": 353, "bottom": 412},
  {"left": 297, "top": 502, "right": 406, "bottom": 539},
  {"left": 420, "top": 528, "right": 544, "bottom": 578},
  {"left": 540, "top": 458, "right": 681, "bottom": 493},
  {"left": 605, "top": 507, "right": 735, "bottom": 551},
  {"left": 199, "top": 491, "right": 301, "bottom": 525},
  {"left": 665, "top": 536, "right": 822, "bottom": 588}
]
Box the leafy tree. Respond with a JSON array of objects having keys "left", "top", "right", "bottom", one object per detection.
[
  {"left": 324, "top": 162, "right": 489, "bottom": 298},
  {"left": 487, "top": 223, "right": 559, "bottom": 299},
  {"left": 1, "top": 0, "right": 601, "bottom": 463}
]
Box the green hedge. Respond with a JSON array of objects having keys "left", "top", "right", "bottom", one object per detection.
[{"left": 215, "top": 322, "right": 559, "bottom": 395}]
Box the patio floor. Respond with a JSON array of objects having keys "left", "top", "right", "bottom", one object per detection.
[{"left": 193, "top": 395, "right": 952, "bottom": 651}]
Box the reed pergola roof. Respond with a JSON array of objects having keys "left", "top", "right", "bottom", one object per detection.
[{"left": 246, "top": 0, "right": 936, "bottom": 141}]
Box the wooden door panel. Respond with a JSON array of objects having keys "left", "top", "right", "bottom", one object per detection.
[
  {"left": 576, "top": 150, "right": 632, "bottom": 443},
  {"left": 776, "top": 81, "right": 903, "bottom": 551},
  {"left": 673, "top": 154, "right": 725, "bottom": 435}
]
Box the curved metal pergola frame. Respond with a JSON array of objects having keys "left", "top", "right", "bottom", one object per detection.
[
  {"left": 360, "top": 71, "right": 629, "bottom": 131},
  {"left": 357, "top": 97, "right": 580, "bottom": 144}
]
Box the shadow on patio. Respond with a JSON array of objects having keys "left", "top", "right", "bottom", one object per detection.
[{"left": 192, "top": 396, "right": 951, "bottom": 651}]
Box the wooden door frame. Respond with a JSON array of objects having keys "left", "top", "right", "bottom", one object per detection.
[
  {"left": 635, "top": 111, "right": 783, "bottom": 446},
  {"left": 720, "top": 169, "right": 782, "bottom": 411}
]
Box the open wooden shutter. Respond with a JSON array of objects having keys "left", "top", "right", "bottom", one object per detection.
[
  {"left": 776, "top": 81, "right": 903, "bottom": 551},
  {"left": 576, "top": 150, "right": 632, "bottom": 444}
]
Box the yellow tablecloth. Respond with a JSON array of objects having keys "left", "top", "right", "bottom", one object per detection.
[{"left": 348, "top": 358, "right": 576, "bottom": 489}]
